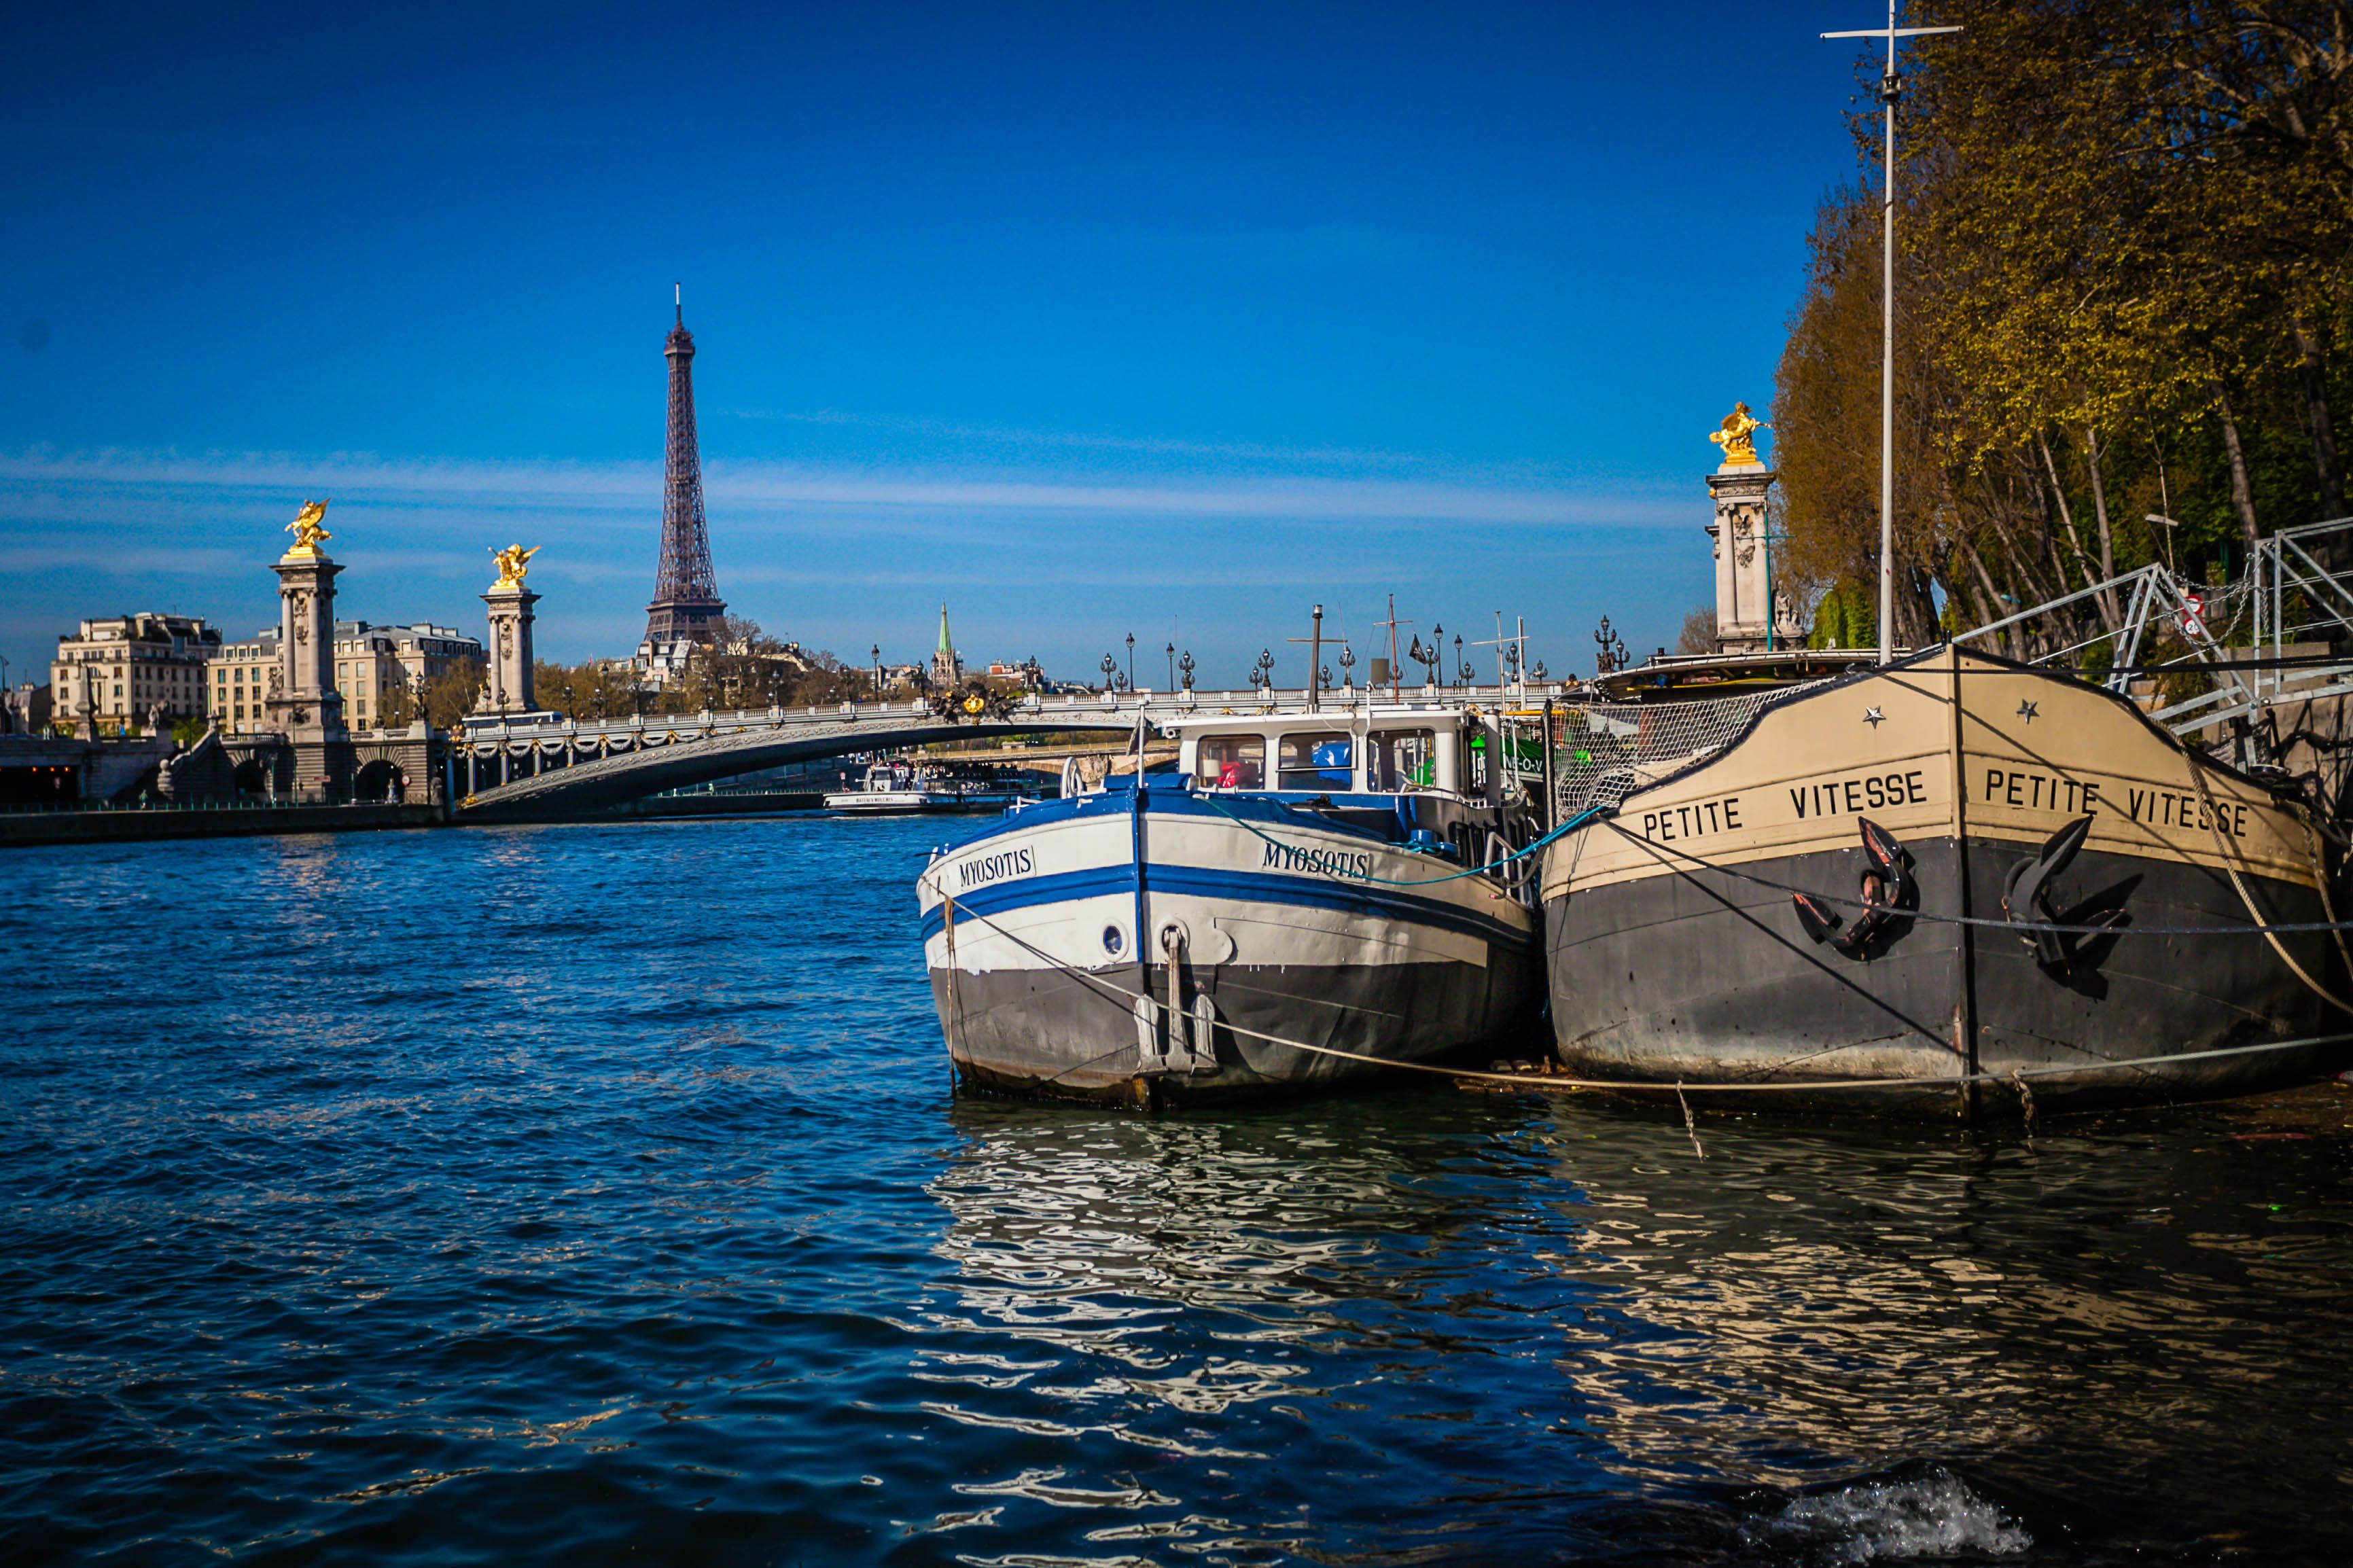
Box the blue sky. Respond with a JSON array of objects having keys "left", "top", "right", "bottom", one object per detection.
[{"left": 0, "top": 3, "right": 1881, "bottom": 687}]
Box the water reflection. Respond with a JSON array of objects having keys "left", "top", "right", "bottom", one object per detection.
[
  {"left": 925, "top": 1088, "right": 2353, "bottom": 1561},
  {"left": 1524, "top": 1098, "right": 2353, "bottom": 1530}
]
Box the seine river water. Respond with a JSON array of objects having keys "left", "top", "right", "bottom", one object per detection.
[{"left": 5, "top": 817, "right": 2351, "bottom": 1565}]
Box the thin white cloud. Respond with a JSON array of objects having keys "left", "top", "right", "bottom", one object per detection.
[{"left": 0, "top": 446, "right": 1698, "bottom": 531}]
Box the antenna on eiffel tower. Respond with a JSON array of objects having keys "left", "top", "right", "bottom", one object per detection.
[{"left": 674, "top": 281, "right": 683, "bottom": 326}]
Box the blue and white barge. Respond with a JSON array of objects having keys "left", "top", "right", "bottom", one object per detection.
[{"left": 915, "top": 702, "right": 1544, "bottom": 1104}]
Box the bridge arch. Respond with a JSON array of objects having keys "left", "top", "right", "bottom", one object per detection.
[{"left": 456, "top": 714, "right": 1148, "bottom": 820}]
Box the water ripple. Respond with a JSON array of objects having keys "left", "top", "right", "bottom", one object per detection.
[{"left": 1, "top": 821, "right": 2349, "bottom": 1563}]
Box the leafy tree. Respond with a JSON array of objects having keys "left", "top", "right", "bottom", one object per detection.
[
  {"left": 409, "top": 658, "right": 484, "bottom": 730},
  {"left": 1775, "top": 1, "right": 2352, "bottom": 654}
]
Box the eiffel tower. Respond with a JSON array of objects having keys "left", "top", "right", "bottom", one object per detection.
[{"left": 645, "top": 286, "right": 726, "bottom": 646}]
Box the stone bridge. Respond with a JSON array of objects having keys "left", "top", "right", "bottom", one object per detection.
[
  {"left": 455, "top": 689, "right": 1317, "bottom": 819},
  {"left": 453, "top": 682, "right": 1558, "bottom": 819}
]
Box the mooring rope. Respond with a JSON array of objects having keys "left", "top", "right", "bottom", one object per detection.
[
  {"left": 2181, "top": 753, "right": 2353, "bottom": 1011},
  {"left": 927, "top": 894, "right": 2353, "bottom": 1094},
  {"left": 1591, "top": 817, "right": 2353, "bottom": 939},
  {"left": 1194, "top": 789, "right": 1602, "bottom": 888}
]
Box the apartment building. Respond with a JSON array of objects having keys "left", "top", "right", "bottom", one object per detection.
[
  {"left": 50, "top": 613, "right": 222, "bottom": 734},
  {"left": 209, "top": 621, "right": 482, "bottom": 734}
]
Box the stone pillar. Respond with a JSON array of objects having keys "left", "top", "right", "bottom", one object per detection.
[
  {"left": 264, "top": 548, "right": 347, "bottom": 738},
  {"left": 263, "top": 537, "right": 355, "bottom": 802},
  {"left": 480, "top": 583, "right": 539, "bottom": 717},
  {"left": 1705, "top": 462, "right": 1797, "bottom": 654},
  {"left": 252, "top": 503, "right": 358, "bottom": 800}
]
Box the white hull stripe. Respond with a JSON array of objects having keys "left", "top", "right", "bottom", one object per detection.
[{"left": 919, "top": 863, "right": 1532, "bottom": 950}]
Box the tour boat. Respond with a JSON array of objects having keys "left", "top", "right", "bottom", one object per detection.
[
  {"left": 915, "top": 701, "right": 1545, "bottom": 1104},
  {"left": 1540, "top": 645, "right": 2339, "bottom": 1111},
  {"left": 825, "top": 760, "right": 1038, "bottom": 815}
]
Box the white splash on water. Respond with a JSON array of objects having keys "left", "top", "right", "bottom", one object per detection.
[{"left": 1758, "top": 1469, "right": 2030, "bottom": 1563}]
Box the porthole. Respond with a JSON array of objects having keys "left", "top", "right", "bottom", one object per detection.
[{"left": 1101, "top": 924, "right": 1125, "bottom": 957}]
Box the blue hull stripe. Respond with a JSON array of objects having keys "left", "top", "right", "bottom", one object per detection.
[
  {"left": 932, "top": 785, "right": 1404, "bottom": 857},
  {"left": 921, "top": 863, "right": 1532, "bottom": 951}
]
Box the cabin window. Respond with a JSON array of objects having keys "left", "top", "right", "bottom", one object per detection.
[
  {"left": 1197, "top": 734, "right": 1265, "bottom": 789},
  {"left": 1277, "top": 732, "right": 1353, "bottom": 791},
  {"left": 1368, "top": 728, "right": 1438, "bottom": 791}
]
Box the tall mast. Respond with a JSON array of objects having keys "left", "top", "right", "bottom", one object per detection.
[{"left": 1824, "top": 5, "right": 1961, "bottom": 664}]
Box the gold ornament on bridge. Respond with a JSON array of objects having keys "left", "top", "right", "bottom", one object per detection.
[
  {"left": 285, "top": 499, "right": 332, "bottom": 557},
  {"left": 1708, "top": 402, "right": 1770, "bottom": 468},
  {"left": 489, "top": 543, "right": 541, "bottom": 589}
]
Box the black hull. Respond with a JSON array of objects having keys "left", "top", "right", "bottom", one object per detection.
[
  {"left": 936, "top": 948, "right": 1540, "bottom": 1107},
  {"left": 1546, "top": 834, "right": 2338, "bottom": 1113}
]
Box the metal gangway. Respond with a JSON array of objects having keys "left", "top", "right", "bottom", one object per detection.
[{"left": 1951, "top": 514, "right": 2353, "bottom": 745}]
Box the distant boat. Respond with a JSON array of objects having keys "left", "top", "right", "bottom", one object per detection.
[
  {"left": 826, "top": 760, "right": 1040, "bottom": 815},
  {"left": 915, "top": 700, "right": 1546, "bottom": 1105}
]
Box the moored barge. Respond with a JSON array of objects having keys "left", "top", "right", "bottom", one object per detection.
[
  {"left": 917, "top": 701, "right": 1544, "bottom": 1104},
  {"left": 1540, "top": 646, "right": 2339, "bottom": 1111}
]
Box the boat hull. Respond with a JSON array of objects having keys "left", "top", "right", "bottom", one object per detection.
[
  {"left": 934, "top": 950, "right": 1534, "bottom": 1104},
  {"left": 1541, "top": 649, "right": 2341, "bottom": 1112},
  {"left": 919, "top": 786, "right": 1540, "bottom": 1104},
  {"left": 826, "top": 790, "right": 1027, "bottom": 814},
  {"left": 1545, "top": 835, "right": 2331, "bottom": 1111}
]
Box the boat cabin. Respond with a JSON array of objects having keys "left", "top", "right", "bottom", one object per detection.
[{"left": 1171, "top": 705, "right": 1501, "bottom": 802}]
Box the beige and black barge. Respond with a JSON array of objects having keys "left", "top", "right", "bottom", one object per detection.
[{"left": 1540, "top": 647, "right": 2339, "bottom": 1111}]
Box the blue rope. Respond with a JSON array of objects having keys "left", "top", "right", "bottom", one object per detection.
[{"left": 1195, "top": 790, "right": 1609, "bottom": 887}]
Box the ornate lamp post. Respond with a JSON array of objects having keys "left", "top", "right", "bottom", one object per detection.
[
  {"left": 1165, "top": 641, "right": 1175, "bottom": 690},
  {"left": 1178, "top": 651, "right": 1195, "bottom": 692},
  {"left": 1453, "top": 634, "right": 1466, "bottom": 690},
  {"left": 1593, "top": 616, "right": 1619, "bottom": 674},
  {"left": 1099, "top": 652, "right": 1118, "bottom": 693},
  {"left": 1125, "top": 632, "right": 1135, "bottom": 691},
  {"left": 1339, "top": 645, "right": 1356, "bottom": 689},
  {"left": 871, "top": 644, "right": 883, "bottom": 696}
]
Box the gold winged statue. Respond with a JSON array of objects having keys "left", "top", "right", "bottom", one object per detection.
[
  {"left": 285, "top": 499, "right": 332, "bottom": 556},
  {"left": 1708, "top": 402, "right": 1770, "bottom": 467},
  {"left": 490, "top": 543, "right": 541, "bottom": 588}
]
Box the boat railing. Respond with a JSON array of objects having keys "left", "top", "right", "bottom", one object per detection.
[
  {"left": 1539, "top": 683, "right": 1826, "bottom": 823},
  {"left": 1946, "top": 516, "right": 2353, "bottom": 749}
]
